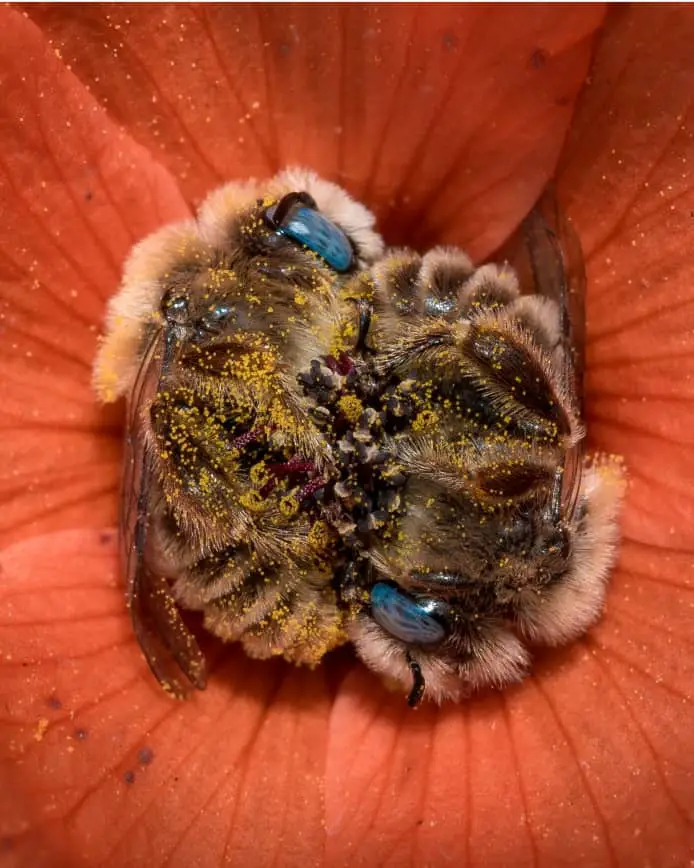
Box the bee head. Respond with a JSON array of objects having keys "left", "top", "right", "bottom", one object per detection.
[
  {"left": 367, "top": 580, "right": 453, "bottom": 707},
  {"left": 348, "top": 557, "right": 533, "bottom": 707}
]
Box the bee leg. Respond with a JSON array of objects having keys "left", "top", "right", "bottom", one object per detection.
[
  {"left": 406, "top": 651, "right": 426, "bottom": 708},
  {"left": 548, "top": 462, "right": 565, "bottom": 524},
  {"left": 354, "top": 299, "right": 374, "bottom": 353}
]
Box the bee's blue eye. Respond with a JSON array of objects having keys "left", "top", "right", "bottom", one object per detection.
[
  {"left": 265, "top": 195, "right": 354, "bottom": 272},
  {"left": 370, "top": 582, "right": 448, "bottom": 645}
]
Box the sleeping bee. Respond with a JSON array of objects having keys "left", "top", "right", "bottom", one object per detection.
[
  {"left": 94, "top": 171, "right": 624, "bottom": 706},
  {"left": 94, "top": 168, "right": 385, "bottom": 697},
  {"left": 339, "top": 191, "right": 625, "bottom": 704}
]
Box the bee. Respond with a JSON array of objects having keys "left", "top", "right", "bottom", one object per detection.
[
  {"left": 93, "top": 168, "right": 385, "bottom": 697},
  {"left": 338, "top": 190, "right": 625, "bottom": 705}
]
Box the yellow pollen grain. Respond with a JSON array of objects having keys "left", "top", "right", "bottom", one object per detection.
[
  {"left": 34, "top": 718, "right": 49, "bottom": 742},
  {"left": 249, "top": 461, "right": 270, "bottom": 487},
  {"left": 307, "top": 521, "right": 330, "bottom": 551}
]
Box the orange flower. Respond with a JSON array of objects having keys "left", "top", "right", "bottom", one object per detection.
[{"left": 2, "top": 5, "right": 693, "bottom": 865}]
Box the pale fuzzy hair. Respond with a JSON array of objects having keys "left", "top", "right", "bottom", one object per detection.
[
  {"left": 92, "top": 168, "right": 384, "bottom": 403},
  {"left": 349, "top": 455, "right": 626, "bottom": 705},
  {"left": 418, "top": 246, "right": 474, "bottom": 289},
  {"left": 196, "top": 178, "right": 263, "bottom": 248},
  {"left": 351, "top": 617, "right": 530, "bottom": 705},
  {"left": 460, "top": 261, "right": 520, "bottom": 303},
  {"left": 506, "top": 294, "right": 562, "bottom": 349},
  {"left": 92, "top": 219, "right": 202, "bottom": 402},
  {"left": 515, "top": 456, "right": 627, "bottom": 645},
  {"left": 370, "top": 247, "right": 420, "bottom": 285}
]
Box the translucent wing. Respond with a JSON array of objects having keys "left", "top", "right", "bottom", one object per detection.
[
  {"left": 121, "top": 326, "right": 207, "bottom": 698},
  {"left": 495, "top": 186, "right": 587, "bottom": 520},
  {"left": 517, "top": 187, "right": 585, "bottom": 407}
]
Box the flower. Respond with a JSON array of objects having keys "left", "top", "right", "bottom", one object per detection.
[{"left": 1, "top": 5, "right": 693, "bottom": 865}]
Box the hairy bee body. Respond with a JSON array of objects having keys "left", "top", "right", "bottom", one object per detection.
[
  {"left": 95, "top": 170, "right": 386, "bottom": 695},
  {"left": 95, "top": 173, "right": 624, "bottom": 705},
  {"left": 342, "top": 213, "right": 625, "bottom": 702}
]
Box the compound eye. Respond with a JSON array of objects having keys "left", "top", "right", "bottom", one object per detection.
[
  {"left": 370, "top": 582, "right": 448, "bottom": 645},
  {"left": 264, "top": 191, "right": 355, "bottom": 272}
]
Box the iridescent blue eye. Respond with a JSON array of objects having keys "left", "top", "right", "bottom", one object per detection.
[
  {"left": 370, "top": 582, "right": 448, "bottom": 645},
  {"left": 265, "top": 193, "right": 354, "bottom": 272}
]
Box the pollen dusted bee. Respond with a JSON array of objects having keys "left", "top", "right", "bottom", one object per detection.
[
  {"left": 95, "top": 170, "right": 624, "bottom": 706},
  {"left": 94, "top": 168, "right": 385, "bottom": 697},
  {"left": 341, "top": 194, "right": 625, "bottom": 704}
]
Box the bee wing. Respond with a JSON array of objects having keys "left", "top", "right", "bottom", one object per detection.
[
  {"left": 121, "top": 327, "right": 207, "bottom": 698},
  {"left": 519, "top": 187, "right": 585, "bottom": 408},
  {"left": 495, "top": 186, "right": 587, "bottom": 521}
]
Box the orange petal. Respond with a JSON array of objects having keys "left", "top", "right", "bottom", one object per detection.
[
  {"left": 0, "top": 529, "right": 331, "bottom": 864},
  {"left": 0, "top": 9, "right": 190, "bottom": 547},
  {"left": 27, "top": 4, "right": 604, "bottom": 257},
  {"left": 560, "top": 5, "right": 694, "bottom": 551}
]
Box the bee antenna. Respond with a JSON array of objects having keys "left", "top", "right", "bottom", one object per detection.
[{"left": 406, "top": 652, "right": 426, "bottom": 708}]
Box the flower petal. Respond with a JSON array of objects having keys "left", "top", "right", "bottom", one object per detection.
[
  {"left": 0, "top": 529, "right": 330, "bottom": 865},
  {"left": 559, "top": 5, "right": 694, "bottom": 550},
  {"left": 27, "top": 4, "right": 605, "bottom": 257},
  {"left": 0, "top": 9, "right": 190, "bottom": 547}
]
